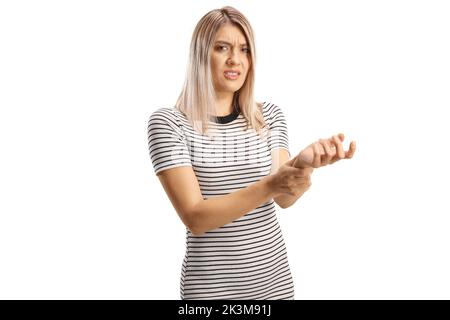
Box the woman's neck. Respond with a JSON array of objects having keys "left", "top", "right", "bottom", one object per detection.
[{"left": 213, "top": 92, "right": 235, "bottom": 116}]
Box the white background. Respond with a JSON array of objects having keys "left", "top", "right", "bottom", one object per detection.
[{"left": 1, "top": 0, "right": 449, "bottom": 299}]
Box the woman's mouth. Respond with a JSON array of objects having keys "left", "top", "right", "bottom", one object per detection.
[{"left": 224, "top": 71, "right": 240, "bottom": 80}]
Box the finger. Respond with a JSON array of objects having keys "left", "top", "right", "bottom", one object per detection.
[
  {"left": 293, "top": 166, "right": 314, "bottom": 177},
  {"left": 333, "top": 135, "right": 345, "bottom": 159},
  {"left": 313, "top": 142, "right": 321, "bottom": 168},
  {"left": 329, "top": 141, "right": 336, "bottom": 154},
  {"left": 292, "top": 171, "right": 311, "bottom": 179},
  {"left": 294, "top": 168, "right": 309, "bottom": 176},
  {"left": 293, "top": 178, "right": 312, "bottom": 189},
  {"left": 327, "top": 136, "right": 342, "bottom": 165},
  {"left": 345, "top": 141, "right": 356, "bottom": 159},
  {"left": 291, "top": 177, "right": 308, "bottom": 183},
  {"left": 319, "top": 138, "right": 334, "bottom": 165},
  {"left": 303, "top": 166, "right": 314, "bottom": 175},
  {"left": 286, "top": 165, "right": 308, "bottom": 176},
  {"left": 285, "top": 156, "right": 297, "bottom": 167},
  {"left": 326, "top": 137, "right": 339, "bottom": 164},
  {"left": 315, "top": 140, "right": 325, "bottom": 156},
  {"left": 318, "top": 142, "right": 326, "bottom": 167}
]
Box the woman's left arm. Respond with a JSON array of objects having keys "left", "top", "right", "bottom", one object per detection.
[{"left": 273, "top": 133, "right": 357, "bottom": 208}]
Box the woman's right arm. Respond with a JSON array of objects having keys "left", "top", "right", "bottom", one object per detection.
[{"left": 157, "top": 165, "right": 299, "bottom": 236}]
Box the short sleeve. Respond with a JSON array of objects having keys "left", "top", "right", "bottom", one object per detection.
[
  {"left": 147, "top": 108, "right": 192, "bottom": 175},
  {"left": 266, "top": 103, "right": 290, "bottom": 157}
]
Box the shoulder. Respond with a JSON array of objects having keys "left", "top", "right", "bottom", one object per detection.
[
  {"left": 147, "top": 106, "right": 182, "bottom": 129},
  {"left": 260, "top": 101, "right": 286, "bottom": 122},
  {"left": 148, "top": 106, "right": 177, "bottom": 122}
]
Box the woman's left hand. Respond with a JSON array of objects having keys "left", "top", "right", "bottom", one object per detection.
[{"left": 293, "top": 133, "right": 356, "bottom": 168}]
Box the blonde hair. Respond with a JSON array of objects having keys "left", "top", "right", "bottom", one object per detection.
[{"left": 175, "top": 6, "right": 268, "bottom": 137}]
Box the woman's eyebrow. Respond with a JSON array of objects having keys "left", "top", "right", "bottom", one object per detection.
[{"left": 215, "top": 40, "right": 248, "bottom": 46}]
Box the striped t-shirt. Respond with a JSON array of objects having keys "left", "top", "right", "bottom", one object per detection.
[{"left": 147, "top": 101, "right": 295, "bottom": 300}]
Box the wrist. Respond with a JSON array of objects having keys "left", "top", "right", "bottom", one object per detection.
[
  {"left": 292, "top": 153, "right": 310, "bottom": 168},
  {"left": 262, "top": 174, "right": 280, "bottom": 199}
]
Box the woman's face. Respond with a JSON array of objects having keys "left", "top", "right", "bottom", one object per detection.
[{"left": 210, "top": 23, "right": 251, "bottom": 96}]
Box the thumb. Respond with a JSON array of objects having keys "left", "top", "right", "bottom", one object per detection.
[
  {"left": 286, "top": 164, "right": 307, "bottom": 175},
  {"left": 285, "top": 156, "right": 297, "bottom": 166}
]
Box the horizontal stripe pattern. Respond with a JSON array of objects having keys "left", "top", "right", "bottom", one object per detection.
[{"left": 147, "top": 102, "right": 294, "bottom": 300}]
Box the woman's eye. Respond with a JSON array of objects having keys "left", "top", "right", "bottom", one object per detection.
[{"left": 216, "top": 46, "right": 250, "bottom": 53}]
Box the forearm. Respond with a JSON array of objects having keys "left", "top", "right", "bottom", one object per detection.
[{"left": 189, "top": 175, "right": 276, "bottom": 235}]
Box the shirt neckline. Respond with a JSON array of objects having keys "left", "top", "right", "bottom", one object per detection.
[{"left": 209, "top": 106, "right": 241, "bottom": 124}]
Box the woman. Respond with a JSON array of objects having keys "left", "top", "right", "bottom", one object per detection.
[{"left": 147, "top": 6, "right": 356, "bottom": 300}]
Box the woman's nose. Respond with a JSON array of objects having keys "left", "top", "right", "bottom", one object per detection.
[{"left": 227, "top": 49, "right": 241, "bottom": 65}]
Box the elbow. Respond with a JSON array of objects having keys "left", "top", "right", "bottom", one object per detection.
[
  {"left": 187, "top": 222, "right": 206, "bottom": 236},
  {"left": 189, "top": 227, "right": 204, "bottom": 236},
  {"left": 184, "top": 215, "right": 201, "bottom": 236},
  {"left": 185, "top": 203, "right": 206, "bottom": 236}
]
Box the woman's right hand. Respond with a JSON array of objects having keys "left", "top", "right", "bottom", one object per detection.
[{"left": 267, "top": 162, "right": 313, "bottom": 197}]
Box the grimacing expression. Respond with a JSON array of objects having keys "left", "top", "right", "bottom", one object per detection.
[{"left": 210, "top": 24, "right": 251, "bottom": 94}]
